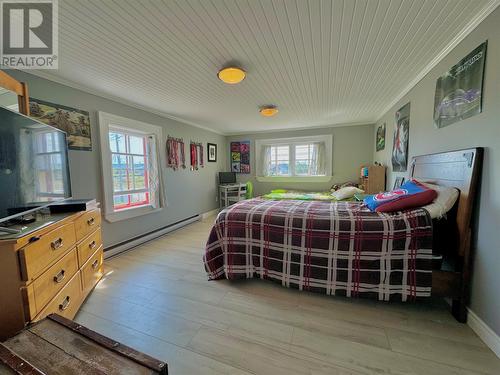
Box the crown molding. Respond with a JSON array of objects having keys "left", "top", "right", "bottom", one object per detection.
[
  {"left": 376, "top": 0, "right": 500, "bottom": 122},
  {"left": 21, "top": 70, "right": 226, "bottom": 136}
]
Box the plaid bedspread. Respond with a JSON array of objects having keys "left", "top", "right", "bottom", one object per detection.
[{"left": 204, "top": 198, "right": 433, "bottom": 301}]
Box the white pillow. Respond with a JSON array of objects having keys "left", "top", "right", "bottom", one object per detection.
[
  {"left": 331, "top": 186, "right": 364, "bottom": 200},
  {"left": 420, "top": 181, "right": 459, "bottom": 219}
]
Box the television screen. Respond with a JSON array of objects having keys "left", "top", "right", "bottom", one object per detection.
[
  {"left": 219, "top": 172, "right": 236, "bottom": 184},
  {"left": 0, "top": 106, "right": 72, "bottom": 224}
]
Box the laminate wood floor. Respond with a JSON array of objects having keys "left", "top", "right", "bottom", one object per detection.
[{"left": 75, "top": 217, "right": 500, "bottom": 375}]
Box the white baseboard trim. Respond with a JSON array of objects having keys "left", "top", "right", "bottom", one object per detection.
[
  {"left": 104, "top": 207, "right": 218, "bottom": 258},
  {"left": 200, "top": 208, "right": 219, "bottom": 220},
  {"left": 104, "top": 211, "right": 209, "bottom": 259},
  {"left": 467, "top": 308, "right": 500, "bottom": 358}
]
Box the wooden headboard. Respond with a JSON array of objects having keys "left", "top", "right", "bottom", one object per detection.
[
  {"left": 410, "top": 148, "right": 483, "bottom": 322},
  {"left": 410, "top": 147, "right": 483, "bottom": 256}
]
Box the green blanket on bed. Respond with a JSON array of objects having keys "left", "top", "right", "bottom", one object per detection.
[{"left": 262, "top": 189, "right": 354, "bottom": 201}]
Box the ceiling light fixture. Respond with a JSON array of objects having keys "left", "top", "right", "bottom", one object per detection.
[
  {"left": 259, "top": 106, "right": 278, "bottom": 117},
  {"left": 217, "top": 66, "right": 246, "bottom": 84}
]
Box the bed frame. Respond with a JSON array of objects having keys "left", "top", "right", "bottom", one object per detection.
[{"left": 409, "top": 147, "right": 483, "bottom": 322}]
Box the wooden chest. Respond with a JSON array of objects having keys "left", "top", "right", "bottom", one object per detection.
[
  {"left": 0, "top": 209, "right": 104, "bottom": 340},
  {"left": 0, "top": 314, "right": 168, "bottom": 374}
]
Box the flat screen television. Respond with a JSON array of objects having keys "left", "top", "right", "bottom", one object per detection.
[
  {"left": 0, "top": 106, "right": 71, "bottom": 225},
  {"left": 219, "top": 172, "right": 236, "bottom": 185}
]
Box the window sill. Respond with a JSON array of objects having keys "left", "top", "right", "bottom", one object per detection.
[
  {"left": 256, "top": 176, "right": 333, "bottom": 183},
  {"left": 104, "top": 205, "right": 163, "bottom": 223}
]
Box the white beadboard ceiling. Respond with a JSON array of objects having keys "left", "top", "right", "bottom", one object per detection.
[{"left": 32, "top": 0, "right": 498, "bottom": 134}]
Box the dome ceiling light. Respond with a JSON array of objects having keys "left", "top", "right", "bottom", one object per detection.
[
  {"left": 217, "top": 66, "right": 246, "bottom": 84},
  {"left": 259, "top": 106, "right": 278, "bottom": 117}
]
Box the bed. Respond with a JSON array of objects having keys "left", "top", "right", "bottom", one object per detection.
[{"left": 204, "top": 148, "right": 482, "bottom": 322}]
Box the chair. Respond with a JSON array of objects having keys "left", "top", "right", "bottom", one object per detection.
[
  {"left": 245, "top": 181, "right": 253, "bottom": 199},
  {"left": 220, "top": 183, "right": 247, "bottom": 208}
]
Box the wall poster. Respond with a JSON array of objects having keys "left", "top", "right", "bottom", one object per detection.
[
  {"left": 231, "top": 141, "right": 250, "bottom": 173},
  {"left": 376, "top": 122, "right": 386, "bottom": 152},
  {"left": 434, "top": 42, "right": 487, "bottom": 128},
  {"left": 391, "top": 102, "right": 410, "bottom": 172}
]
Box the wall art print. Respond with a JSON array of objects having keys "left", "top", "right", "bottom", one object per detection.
[
  {"left": 392, "top": 102, "right": 410, "bottom": 172},
  {"left": 376, "top": 123, "right": 386, "bottom": 152},
  {"left": 231, "top": 141, "right": 250, "bottom": 173},
  {"left": 207, "top": 143, "right": 217, "bottom": 162},
  {"left": 434, "top": 41, "right": 487, "bottom": 128},
  {"left": 29, "top": 98, "right": 92, "bottom": 151}
]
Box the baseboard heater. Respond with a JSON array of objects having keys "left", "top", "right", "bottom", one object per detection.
[{"left": 103, "top": 214, "right": 200, "bottom": 259}]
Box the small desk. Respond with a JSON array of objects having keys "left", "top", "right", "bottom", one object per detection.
[{"left": 219, "top": 183, "right": 247, "bottom": 208}]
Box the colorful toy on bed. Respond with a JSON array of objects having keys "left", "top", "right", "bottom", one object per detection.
[{"left": 364, "top": 179, "right": 437, "bottom": 212}]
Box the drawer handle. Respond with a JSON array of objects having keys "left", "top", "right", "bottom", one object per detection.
[
  {"left": 89, "top": 240, "right": 97, "bottom": 250},
  {"left": 51, "top": 238, "right": 63, "bottom": 250},
  {"left": 87, "top": 217, "right": 96, "bottom": 226},
  {"left": 29, "top": 235, "right": 40, "bottom": 243},
  {"left": 53, "top": 269, "right": 66, "bottom": 283},
  {"left": 59, "top": 296, "right": 71, "bottom": 311},
  {"left": 91, "top": 259, "right": 99, "bottom": 269}
]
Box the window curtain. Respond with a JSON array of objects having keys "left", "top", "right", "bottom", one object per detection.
[
  {"left": 147, "top": 134, "right": 166, "bottom": 209},
  {"left": 261, "top": 144, "right": 272, "bottom": 176},
  {"left": 311, "top": 142, "right": 326, "bottom": 175}
]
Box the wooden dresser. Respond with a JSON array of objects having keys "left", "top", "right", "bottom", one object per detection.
[
  {"left": 359, "top": 164, "right": 386, "bottom": 194},
  {"left": 0, "top": 209, "right": 104, "bottom": 340}
]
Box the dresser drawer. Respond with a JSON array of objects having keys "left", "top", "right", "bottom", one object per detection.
[
  {"left": 19, "top": 223, "right": 76, "bottom": 281},
  {"left": 81, "top": 246, "right": 104, "bottom": 296},
  {"left": 75, "top": 209, "right": 101, "bottom": 241},
  {"left": 33, "top": 272, "right": 82, "bottom": 322},
  {"left": 77, "top": 229, "right": 102, "bottom": 268},
  {"left": 32, "top": 248, "right": 79, "bottom": 313}
]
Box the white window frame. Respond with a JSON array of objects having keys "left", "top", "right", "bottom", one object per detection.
[
  {"left": 98, "top": 111, "right": 164, "bottom": 222},
  {"left": 255, "top": 135, "right": 333, "bottom": 182},
  {"left": 32, "top": 128, "right": 67, "bottom": 200}
]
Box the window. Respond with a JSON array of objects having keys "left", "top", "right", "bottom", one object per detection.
[
  {"left": 33, "top": 129, "right": 67, "bottom": 201},
  {"left": 268, "top": 145, "right": 290, "bottom": 176},
  {"left": 99, "top": 112, "right": 164, "bottom": 222},
  {"left": 109, "top": 130, "right": 150, "bottom": 211},
  {"left": 256, "top": 135, "right": 332, "bottom": 182}
]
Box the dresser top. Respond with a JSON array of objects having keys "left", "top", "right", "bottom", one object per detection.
[{"left": 0, "top": 211, "right": 83, "bottom": 245}]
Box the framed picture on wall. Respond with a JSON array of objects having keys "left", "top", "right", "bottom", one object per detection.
[{"left": 207, "top": 143, "right": 217, "bottom": 162}]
